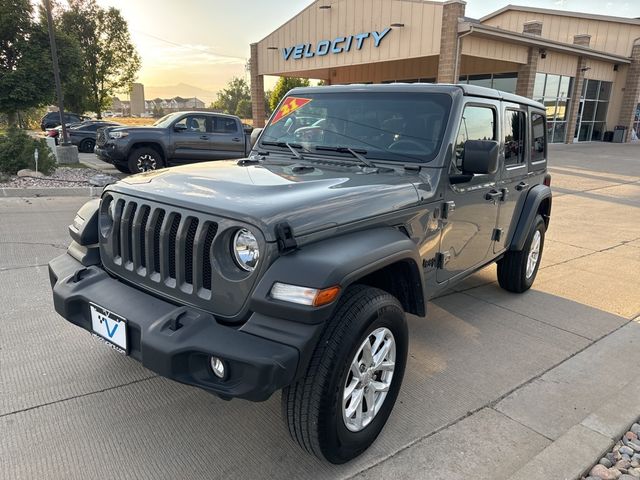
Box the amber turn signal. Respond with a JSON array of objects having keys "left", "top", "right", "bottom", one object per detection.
[{"left": 313, "top": 286, "right": 341, "bottom": 307}]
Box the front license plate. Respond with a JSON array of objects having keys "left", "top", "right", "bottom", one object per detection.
[{"left": 90, "top": 303, "right": 127, "bottom": 353}]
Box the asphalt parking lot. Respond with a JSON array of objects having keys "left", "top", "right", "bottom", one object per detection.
[{"left": 1, "top": 143, "right": 639, "bottom": 479}]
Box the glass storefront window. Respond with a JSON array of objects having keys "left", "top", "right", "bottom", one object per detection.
[
  {"left": 585, "top": 80, "right": 599, "bottom": 99},
  {"left": 536, "top": 73, "right": 574, "bottom": 143},
  {"left": 558, "top": 76, "right": 571, "bottom": 99},
  {"left": 598, "top": 82, "right": 611, "bottom": 101},
  {"left": 458, "top": 73, "right": 518, "bottom": 94},
  {"left": 544, "top": 74, "right": 561, "bottom": 97},
  {"left": 493, "top": 73, "right": 518, "bottom": 93},
  {"left": 533, "top": 73, "right": 546, "bottom": 98},
  {"left": 582, "top": 101, "right": 596, "bottom": 122}
]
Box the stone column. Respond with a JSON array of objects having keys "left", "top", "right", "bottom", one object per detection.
[
  {"left": 565, "top": 35, "right": 591, "bottom": 143},
  {"left": 618, "top": 39, "right": 640, "bottom": 142},
  {"left": 515, "top": 21, "right": 543, "bottom": 98},
  {"left": 250, "top": 43, "right": 267, "bottom": 128},
  {"left": 437, "top": 0, "right": 466, "bottom": 84}
]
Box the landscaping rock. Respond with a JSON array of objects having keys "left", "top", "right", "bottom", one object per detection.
[
  {"left": 17, "top": 169, "right": 44, "bottom": 178},
  {"left": 600, "top": 457, "right": 614, "bottom": 468},
  {"left": 631, "top": 424, "right": 640, "bottom": 436},
  {"left": 590, "top": 464, "right": 622, "bottom": 479},
  {"left": 621, "top": 446, "right": 635, "bottom": 457},
  {"left": 626, "top": 432, "right": 639, "bottom": 442}
]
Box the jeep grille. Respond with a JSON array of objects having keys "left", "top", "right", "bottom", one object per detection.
[{"left": 97, "top": 193, "right": 267, "bottom": 319}]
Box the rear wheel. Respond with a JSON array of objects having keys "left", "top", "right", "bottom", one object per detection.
[
  {"left": 497, "top": 214, "right": 546, "bottom": 293},
  {"left": 79, "top": 138, "right": 95, "bottom": 153},
  {"left": 127, "top": 147, "right": 163, "bottom": 173},
  {"left": 282, "top": 285, "right": 408, "bottom": 464}
]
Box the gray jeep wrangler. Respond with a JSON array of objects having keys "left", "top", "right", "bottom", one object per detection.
[{"left": 49, "top": 84, "right": 551, "bottom": 464}]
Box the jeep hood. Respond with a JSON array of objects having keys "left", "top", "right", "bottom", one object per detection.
[{"left": 106, "top": 160, "right": 429, "bottom": 241}]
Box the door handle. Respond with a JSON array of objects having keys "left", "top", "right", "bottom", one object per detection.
[
  {"left": 485, "top": 189, "right": 502, "bottom": 201},
  {"left": 232, "top": 137, "right": 242, "bottom": 142},
  {"left": 199, "top": 135, "right": 209, "bottom": 140},
  {"left": 515, "top": 181, "right": 529, "bottom": 191}
]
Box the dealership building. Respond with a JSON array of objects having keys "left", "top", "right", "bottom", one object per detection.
[{"left": 249, "top": 0, "right": 640, "bottom": 143}]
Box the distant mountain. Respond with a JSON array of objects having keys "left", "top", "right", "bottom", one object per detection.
[{"left": 143, "top": 83, "right": 217, "bottom": 105}]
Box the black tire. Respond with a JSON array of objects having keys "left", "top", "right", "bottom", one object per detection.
[
  {"left": 127, "top": 147, "right": 163, "bottom": 173},
  {"left": 114, "top": 163, "right": 131, "bottom": 174},
  {"left": 497, "top": 214, "right": 546, "bottom": 293},
  {"left": 282, "top": 285, "right": 408, "bottom": 464},
  {"left": 79, "top": 138, "right": 95, "bottom": 153}
]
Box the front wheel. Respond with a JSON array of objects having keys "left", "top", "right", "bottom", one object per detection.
[
  {"left": 282, "top": 285, "right": 408, "bottom": 464},
  {"left": 127, "top": 147, "right": 163, "bottom": 173},
  {"left": 497, "top": 214, "right": 546, "bottom": 293},
  {"left": 79, "top": 138, "right": 95, "bottom": 153}
]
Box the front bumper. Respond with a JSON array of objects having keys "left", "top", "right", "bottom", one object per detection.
[
  {"left": 95, "top": 144, "right": 126, "bottom": 164},
  {"left": 49, "top": 253, "right": 314, "bottom": 402}
]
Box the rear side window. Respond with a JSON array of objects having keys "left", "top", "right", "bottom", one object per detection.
[
  {"left": 504, "top": 109, "right": 526, "bottom": 166},
  {"left": 453, "top": 105, "right": 496, "bottom": 172},
  {"left": 531, "top": 112, "right": 546, "bottom": 163},
  {"left": 213, "top": 117, "right": 239, "bottom": 133}
]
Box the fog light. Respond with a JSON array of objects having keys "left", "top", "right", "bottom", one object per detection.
[{"left": 210, "top": 356, "right": 225, "bottom": 379}]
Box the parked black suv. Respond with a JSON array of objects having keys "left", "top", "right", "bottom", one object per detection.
[
  {"left": 95, "top": 111, "right": 252, "bottom": 173},
  {"left": 40, "top": 111, "right": 85, "bottom": 130},
  {"left": 49, "top": 84, "right": 551, "bottom": 464}
]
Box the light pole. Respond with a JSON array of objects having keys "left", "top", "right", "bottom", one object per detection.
[{"left": 43, "top": 0, "right": 69, "bottom": 146}]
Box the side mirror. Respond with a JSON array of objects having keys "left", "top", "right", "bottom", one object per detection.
[
  {"left": 462, "top": 140, "right": 499, "bottom": 175},
  {"left": 174, "top": 123, "right": 187, "bottom": 132},
  {"left": 250, "top": 127, "right": 263, "bottom": 148}
]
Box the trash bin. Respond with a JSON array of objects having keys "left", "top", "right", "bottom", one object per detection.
[
  {"left": 603, "top": 131, "right": 614, "bottom": 142},
  {"left": 612, "top": 126, "right": 627, "bottom": 143}
]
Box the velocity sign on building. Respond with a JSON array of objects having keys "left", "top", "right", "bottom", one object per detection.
[{"left": 249, "top": 0, "right": 640, "bottom": 144}]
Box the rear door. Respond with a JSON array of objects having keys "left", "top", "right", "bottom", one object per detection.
[
  {"left": 437, "top": 101, "right": 502, "bottom": 283},
  {"left": 209, "top": 116, "right": 245, "bottom": 159},
  {"left": 172, "top": 114, "right": 211, "bottom": 161},
  {"left": 494, "top": 103, "right": 531, "bottom": 253}
]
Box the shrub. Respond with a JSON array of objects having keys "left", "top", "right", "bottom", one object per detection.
[{"left": 0, "top": 128, "right": 56, "bottom": 175}]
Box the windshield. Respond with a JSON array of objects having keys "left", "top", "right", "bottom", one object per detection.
[
  {"left": 259, "top": 91, "right": 452, "bottom": 163},
  {"left": 153, "top": 112, "right": 181, "bottom": 128}
]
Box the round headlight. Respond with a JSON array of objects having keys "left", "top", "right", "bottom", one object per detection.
[
  {"left": 232, "top": 229, "right": 260, "bottom": 272},
  {"left": 99, "top": 196, "right": 115, "bottom": 238}
]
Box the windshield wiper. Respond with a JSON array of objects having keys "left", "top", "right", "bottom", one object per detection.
[
  {"left": 315, "top": 146, "right": 377, "bottom": 169},
  {"left": 261, "top": 141, "right": 308, "bottom": 160}
]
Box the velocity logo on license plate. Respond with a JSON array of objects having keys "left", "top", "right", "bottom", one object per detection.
[{"left": 90, "top": 303, "right": 128, "bottom": 353}]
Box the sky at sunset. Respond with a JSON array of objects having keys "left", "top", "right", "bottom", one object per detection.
[{"left": 86, "top": 0, "right": 640, "bottom": 103}]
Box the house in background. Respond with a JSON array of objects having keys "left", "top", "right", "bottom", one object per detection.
[{"left": 144, "top": 96, "right": 206, "bottom": 116}]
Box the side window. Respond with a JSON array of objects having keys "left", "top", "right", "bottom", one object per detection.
[
  {"left": 453, "top": 105, "right": 496, "bottom": 172},
  {"left": 504, "top": 109, "right": 526, "bottom": 166},
  {"left": 175, "top": 116, "right": 207, "bottom": 132},
  {"left": 531, "top": 112, "right": 546, "bottom": 163},
  {"left": 213, "top": 117, "right": 239, "bottom": 134}
]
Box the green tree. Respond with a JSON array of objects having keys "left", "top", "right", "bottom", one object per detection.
[
  {"left": 212, "top": 77, "right": 250, "bottom": 115},
  {"left": 0, "top": 1, "right": 54, "bottom": 126},
  {"left": 60, "top": 0, "right": 140, "bottom": 118},
  {"left": 269, "top": 77, "right": 310, "bottom": 112},
  {"left": 235, "top": 99, "right": 252, "bottom": 119}
]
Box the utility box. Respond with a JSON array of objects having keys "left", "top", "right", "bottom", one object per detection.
[{"left": 612, "top": 126, "right": 627, "bottom": 143}]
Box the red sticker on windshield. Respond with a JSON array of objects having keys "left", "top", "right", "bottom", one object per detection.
[{"left": 271, "top": 97, "right": 312, "bottom": 125}]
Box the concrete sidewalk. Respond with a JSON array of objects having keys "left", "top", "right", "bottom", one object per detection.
[{"left": 0, "top": 143, "right": 639, "bottom": 479}]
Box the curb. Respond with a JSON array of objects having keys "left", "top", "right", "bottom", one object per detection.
[
  {"left": 0, "top": 186, "right": 103, "bottom": 198},
  {"left": 508, "top": 380, "right": 640, "bottom": 480}
]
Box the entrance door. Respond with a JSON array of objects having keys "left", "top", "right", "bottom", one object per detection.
[{"left": 437, "top": 102, "right": 501, "bottom": 283}]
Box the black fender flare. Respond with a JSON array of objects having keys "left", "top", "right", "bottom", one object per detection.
[
  {"left": 509, "top": 184, "right": 552, "bottom": 251},
  {"left": 250, "top": 227, "right": 425, "bottom": 325}
]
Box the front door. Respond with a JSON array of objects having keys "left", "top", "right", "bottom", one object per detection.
[
  {"left": 494, "top": 104, "right": 530, "bottom": 253},
  {"left": 173, "top": 114, "right": 211, "bottom": 161},
  {"left": 437, "top": 102, "right": 501, "bottom": 283},
  {"left": 573, "top": 99, "right": 584, "bottom": 142}
]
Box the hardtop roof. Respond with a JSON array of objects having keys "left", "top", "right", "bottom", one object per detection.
[{"left": 287, "top": 83, "right": 545, "bottom": 109}]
